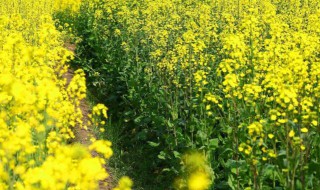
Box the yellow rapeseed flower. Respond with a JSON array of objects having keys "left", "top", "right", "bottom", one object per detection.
[
  {"left": 289, "top": 130, "right": 295, "bottom": 137},
  {"left": 188, "top": 172, "right": 211, "bottom": 190}
]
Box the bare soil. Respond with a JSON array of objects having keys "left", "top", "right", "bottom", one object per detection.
[{"left": 64, "top": 43, "right": 114, "bottom": 190}]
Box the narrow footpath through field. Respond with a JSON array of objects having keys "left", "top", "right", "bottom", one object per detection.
[{"left": 64, "top": 43, "right": 114, "bottom": 190}]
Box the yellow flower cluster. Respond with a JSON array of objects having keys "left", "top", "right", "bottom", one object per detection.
[
  {"left": 214, "top": 0, "right": 320, "bottom": 188},
  {"left": 96, "top": 0, "right": 217, "bottom": 88},
  {"left": 217, "top": 0, "right": 320, "bottom": 157},
  {"left": 113, "top": 176, "right": 133, "bottom": 190},
  {"left": 53, "top": 0, "right": 82, "bottom": 13},
  {"left": 174, "top": 152, "right": 213, "bottom": 190},
  {"left": 0, "top": 1, "right": 127, "bottom": 189}
]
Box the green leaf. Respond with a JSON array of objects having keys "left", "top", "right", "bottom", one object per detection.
[
  {"left": 167, "top": 121, "right": 174, "bottom": 128},
  {"left": 173, "top": 151, "right": 181, "bottom": 158},
  {"left": 197, "top": 131, "right": 207, "bottom": 140},
  {"left": 227, "top": 175, "right": 236, "bottom": 190},
  {"left": 158, "top": 151, "right": 166, "bottom": 160},
  {"left": 231, "top": 167, "right": 237, "bottom": 174},
  {"left": 209, "top": 138, "right": 219, "bottom": 150},
  {"left": 148, "top": 141, "right": 160, "bottom": 147},
  {"left": 162, "top": 168, "right": 171, "bottom": 172},
  {"left": 296, "top": 179, "right": 302, "bottom": 189}
]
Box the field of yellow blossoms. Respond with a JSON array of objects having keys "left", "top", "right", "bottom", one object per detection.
[
  {"left": 1, "top": 0, "right": 320, "bottom": 190},
  {"left": 0, "top": 0, "right": 133, "bottom": 189},
  {"left": 68, "top": 0, "right": 320, "bottom": 189}
]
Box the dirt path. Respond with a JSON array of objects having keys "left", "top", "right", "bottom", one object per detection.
[{"left": 64, "top": 43, "right": 114, "bottom": 190}]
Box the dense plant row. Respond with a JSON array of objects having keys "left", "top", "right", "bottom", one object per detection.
[
  {"left": 67, "top": 0, "right": 320, "bottom": 189},
  {"left": 0, "top": 1, "right": 132, "bottom": 189}
]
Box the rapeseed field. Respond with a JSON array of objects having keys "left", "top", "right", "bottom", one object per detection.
[{"left": 1, "top": 0, "right": 320, "bottom": 189}]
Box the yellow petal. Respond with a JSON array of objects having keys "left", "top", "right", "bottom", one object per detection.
[
  {"left": 301, "top": 128, "right": 308, "bottom": 133},
  {"left": 289, "top": 130, "right": 295, "bottom": 137}
]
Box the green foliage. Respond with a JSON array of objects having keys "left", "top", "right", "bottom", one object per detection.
[{"left": 55, "top": 0, "right": 320, "bottom": 189}]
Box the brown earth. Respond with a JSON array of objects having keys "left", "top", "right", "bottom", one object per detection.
[{"left": 64, "top": 43, "right": 114, "bottom": 190}]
